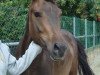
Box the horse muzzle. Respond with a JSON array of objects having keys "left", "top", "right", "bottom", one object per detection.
[{"left": 50, "top": 43, "right": 67, "bottom": 61}]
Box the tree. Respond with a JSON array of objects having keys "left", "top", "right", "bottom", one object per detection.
[{"left": 56, "top": 0, "right": 95, "bottom": 20}]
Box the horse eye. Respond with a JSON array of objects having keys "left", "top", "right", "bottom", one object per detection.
[{"left": 34, "top": 12, "right": 41, "bottom": 17}]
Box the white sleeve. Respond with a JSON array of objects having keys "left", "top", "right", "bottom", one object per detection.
[{"left": 7, "top": 41, "right": 42, "bottom": 75}]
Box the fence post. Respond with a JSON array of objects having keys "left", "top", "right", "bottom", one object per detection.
[
  {"left": 63, "top": 21, "right": 65, "bottom": 28},
  {"left": 85, "top": 19, "right": 88, "bottom": 49},
  {"left": 93, "top": 21, "right": 96, "bottom": 48},
  {"left": 73, "top": 17, "right": 76, "bottom": 37}
]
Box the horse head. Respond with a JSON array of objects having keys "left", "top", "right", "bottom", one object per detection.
[{"left": 28, "top": 0, "right": 68, "bottom": 61}]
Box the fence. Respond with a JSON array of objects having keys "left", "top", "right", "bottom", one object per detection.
[{"left": 61, "top": 16, "right": 100, "bottom": 49}]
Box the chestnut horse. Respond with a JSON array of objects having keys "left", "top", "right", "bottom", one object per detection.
[{"left": 16, "top": 0, "right": 94, "bottom": 75}]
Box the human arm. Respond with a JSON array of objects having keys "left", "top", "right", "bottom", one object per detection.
[{"left": 7, "top": 41, "right": 42, "bottom": 75}]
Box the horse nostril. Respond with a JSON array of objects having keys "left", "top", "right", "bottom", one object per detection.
[
  {"left": 54, "top": 43, "right": 60, "bottom": 50},
  {"left": 54, "top": 43, "right": 67, "bottom": 51},
  {"left": 53, "top": 43, "right": 67, "bottom": 58}
]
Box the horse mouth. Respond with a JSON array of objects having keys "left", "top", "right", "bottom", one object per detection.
[
  {"left": 50, "top": 49, "right": 66, "bottom": 61},
  {"left": 50, "top": 54, "right": 65, "bottom": 61}
]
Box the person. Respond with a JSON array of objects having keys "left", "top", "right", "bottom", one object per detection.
[{"left": 0, "top": 40, "right": 42, "bottom": 75}]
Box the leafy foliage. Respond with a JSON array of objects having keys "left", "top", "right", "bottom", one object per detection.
[
  {"left": 0, "top": 0, "right": 29, "bottom": 41},
  {"left": 57, "top": 0, "right": 95, "bottom": 20}
]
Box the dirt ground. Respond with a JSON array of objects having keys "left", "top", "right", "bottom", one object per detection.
[{"left": 88, "top": 47, "right": 100, "bottom": 75}]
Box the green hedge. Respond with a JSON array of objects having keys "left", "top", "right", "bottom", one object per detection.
[{"left": 0, "top": 1, "right": 28, "bottom": 42}]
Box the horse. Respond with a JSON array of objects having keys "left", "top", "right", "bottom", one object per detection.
[{"left": 16, "top": 0, "right": 94, "bottom": 75}]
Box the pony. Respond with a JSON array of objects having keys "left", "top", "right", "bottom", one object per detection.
[{"left": 16, "top": 0, "right": 94, "bottom": 75}]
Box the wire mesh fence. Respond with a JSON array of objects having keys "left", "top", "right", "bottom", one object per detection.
[{"left": 61, "top": 16, "right": 100, "bottom": 49}]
